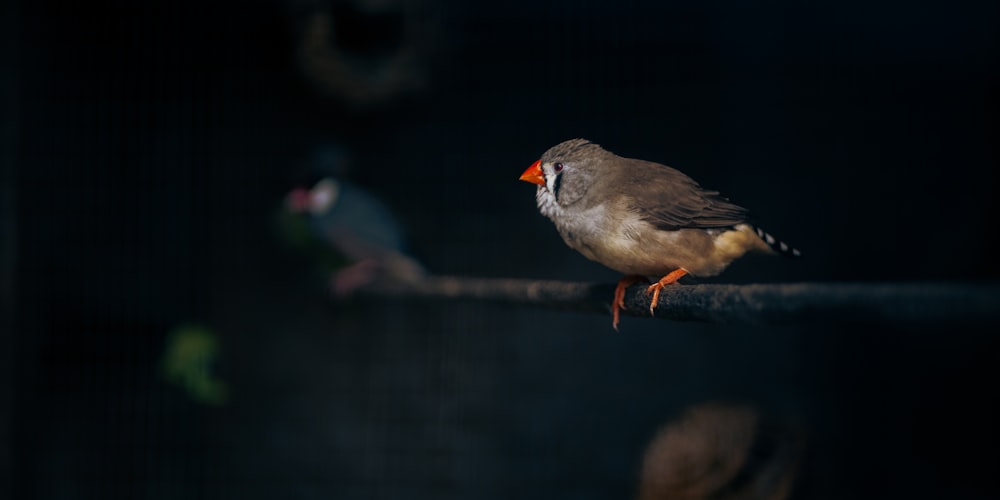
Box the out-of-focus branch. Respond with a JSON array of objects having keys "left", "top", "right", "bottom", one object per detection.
[{"left": 358, "top": 277, "right": 1000, "bottom": 325}]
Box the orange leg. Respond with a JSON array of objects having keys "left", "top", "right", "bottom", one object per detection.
[
  {"left": 645, "top": 269, "right": 689, "bottom": 316},
  {"left": 612, "top": 275, "right": 648, "bottom": 331}
]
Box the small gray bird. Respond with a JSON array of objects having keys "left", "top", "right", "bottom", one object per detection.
[
  {"left": 286, "top": 175, "right": 425, "bottom": 296},
  {"left": 520, "top": 139, "right": 799, "bottom": 329}
]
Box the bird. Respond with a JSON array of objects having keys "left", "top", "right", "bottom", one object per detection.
[
  {"left": 519, "top": 138, "right": 799, "bottom": 329},
  {"left": 281, "top": 145, "right": 425, "bottom": 296}
]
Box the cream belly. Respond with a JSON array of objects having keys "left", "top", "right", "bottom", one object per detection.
[{"left": 556, "top": 211, "right": 768, "bottom": 278}]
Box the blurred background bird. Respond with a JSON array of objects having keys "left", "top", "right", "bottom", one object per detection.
[{"left": 277, "top": 143, "right": 426, "bottom": 296}]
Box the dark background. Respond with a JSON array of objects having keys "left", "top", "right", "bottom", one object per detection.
[{"left": 4, "top": 0, "right": 1000, "bottom": 498}]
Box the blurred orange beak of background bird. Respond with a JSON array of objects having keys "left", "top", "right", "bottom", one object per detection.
[{"left": 519, "top": 159, "right": 545, "bottom": 186}]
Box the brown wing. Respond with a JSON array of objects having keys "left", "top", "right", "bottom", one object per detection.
[{"left": 617, "top": 159, "right": 750, "bottom": 230}]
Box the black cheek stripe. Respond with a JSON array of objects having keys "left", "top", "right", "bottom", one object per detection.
[{"left": 552, "top": 173, "right": 563, "bottom": 201}]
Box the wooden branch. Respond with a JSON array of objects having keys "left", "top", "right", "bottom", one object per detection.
[{"left": 358, "top": 277, "right": 1000, "bottom": 326}]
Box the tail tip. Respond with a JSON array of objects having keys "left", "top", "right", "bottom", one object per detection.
[{"left": 754, "top": 226, "right": 801, "bottom": 258}]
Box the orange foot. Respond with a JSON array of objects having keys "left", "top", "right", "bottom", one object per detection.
[
  {"left": 645, "top": 269, "right": 689, "bottom": 316},
  {"left": 612, "top": 275, "right": 648, "bottom": 331}
]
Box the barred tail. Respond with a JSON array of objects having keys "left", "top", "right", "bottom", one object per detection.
[{"left": 753, "top": 226, "right": 802, "bottom": 257}]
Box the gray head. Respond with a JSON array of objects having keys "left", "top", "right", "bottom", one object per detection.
[{"left": 521, "top": 139, "right": 615, "bottom": 214}]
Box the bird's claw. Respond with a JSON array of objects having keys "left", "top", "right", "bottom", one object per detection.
[
  {"left": 644, "top": 269, "right": 689, "bottom": 317},
  {"left": 612, "top": 275, "right": 648, "bottom": 331},
  {"left": 329, "top": 259, "right": 381, "bottom": 297}
]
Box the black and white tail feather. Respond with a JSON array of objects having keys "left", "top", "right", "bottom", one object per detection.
[{"left": 753, "top": 226, "right": 802, "bottom": 257}]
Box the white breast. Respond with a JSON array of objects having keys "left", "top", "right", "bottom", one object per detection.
[{"left": 539, "top": 192, "right": 648, "bottom": 271}]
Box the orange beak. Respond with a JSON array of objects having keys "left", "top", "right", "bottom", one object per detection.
[{"left": 519, "top": 159, "right": 545, "bottom": 186}]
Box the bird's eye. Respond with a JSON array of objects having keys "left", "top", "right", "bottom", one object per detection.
[{"left": 553, "top": 162, "right": 564, "bottom": 172}]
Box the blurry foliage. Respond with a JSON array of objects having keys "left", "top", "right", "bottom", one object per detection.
[{"left": 160, "top": 323, "right": 229, "bottom": 406}]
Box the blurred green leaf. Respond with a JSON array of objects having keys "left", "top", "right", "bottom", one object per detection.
[{"left": 161, "top": 323, "right": 229, "bottom": 406}]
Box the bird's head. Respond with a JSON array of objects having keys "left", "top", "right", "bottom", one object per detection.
[
  {"left": 286, "top": 177, "right": 342, "bottom": 216},
  {"left": 520, "top": 139, "right": 611, "bottom": 211}
]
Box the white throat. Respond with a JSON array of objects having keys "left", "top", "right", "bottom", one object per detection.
[
  {"left": 535, "top": 185, "right": 561, "bottom": 220},
  {"left": 308, "top": 178, "right": 341, "bottom": 215}
]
